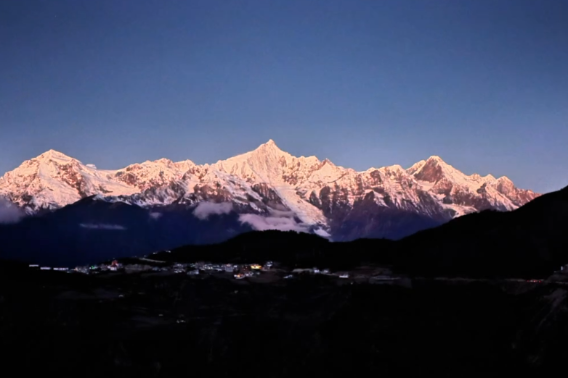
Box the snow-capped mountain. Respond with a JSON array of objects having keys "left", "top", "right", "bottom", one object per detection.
[{"left": 0, "top": 140, "right": 539, "bottom": 240}]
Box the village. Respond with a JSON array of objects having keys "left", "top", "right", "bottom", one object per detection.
[
  {"left": 27, "top": 257, "right": 568, "bottom": 288},
  {"left": 27, "top": 254, "right": 409, "bottom": 287}
]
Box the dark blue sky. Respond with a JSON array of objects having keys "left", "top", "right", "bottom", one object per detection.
[{"left": 1, "top": 0, "right": 566, "bottom": 193}]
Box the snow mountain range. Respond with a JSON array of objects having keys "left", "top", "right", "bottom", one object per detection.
[{"left": 0, "top": 140, "right": 538, "bottom": 241}]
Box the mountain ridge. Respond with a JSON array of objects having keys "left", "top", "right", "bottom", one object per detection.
[{"left": 0, "top": 140, "right": 539, "bottom": 240}]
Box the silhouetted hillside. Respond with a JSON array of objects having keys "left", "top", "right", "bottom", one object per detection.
[
  {"left": 163, "top": 186, "right": 568, "bottom": 278},
  {"left": 0, "top": 196, "right": 252, "bottom": 266},
  {"left": 394, "top": 186, "right": 568, "bottom": 277},
  {"left": 159, "top": 230, "right": 394, "bottom": 270}
]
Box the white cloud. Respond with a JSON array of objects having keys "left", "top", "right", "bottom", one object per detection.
[
  {"left": 238, "top": 214, "right": 310, "bottom": 233},
  {"left": 149, "top": 212, "right": 162, "bottom": 220},
  {"left": 193, "top": 202, "right": 233, "bottom": 220},
  {"left": 0, "top": 198, "right": 24, "bottom": 224},
  {"left": 80, "top": 223, "right": 126, "bottom": 230},
  {"left": 314, "top": 228, "right": 332, "bottom": 238},
  {"left": 239, "top": 208, "right": 332, "bottom": 237}
]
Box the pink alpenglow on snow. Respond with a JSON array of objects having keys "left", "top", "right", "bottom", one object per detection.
[{"left": 0, "top": 141, "right": 539, "bottom": 238}]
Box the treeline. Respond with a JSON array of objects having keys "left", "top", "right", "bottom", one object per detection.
[{"left": 160, "top": 230, "right": 395, "bottom": 270}]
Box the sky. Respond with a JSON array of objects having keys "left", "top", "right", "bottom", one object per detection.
[{"left": 0, "top": 0, "right": 566, "bottom": 193}]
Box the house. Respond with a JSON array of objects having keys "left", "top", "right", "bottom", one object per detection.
[
  {"left": 369, "top": 275, "right": 398, "bottom": 285},
  {"left": 29, "top": 264, "right": 39, "bottom": 268},
  {"left": 370, "top": 275, "right": 396, "bottom": 281},
  {"left": 40, "top": 267, "right": 51, "bottom": 271},
  {"left": 173, "top": 263, "right": 186, "bottom": 273},
  {"left": 250, "top": 264, "right": 262, "bottom": 270},
  {"left": 124, "top": 264, "right": 153, "bottom": 274},
  {"left": 338, "top": 273, "right": 349, "bottom": 279},
  {"left": 292, "top": 268, "right": 313, "bottom": 274},
  {"left": 187, "top": 269, "right": 200, "bottom": 275},
  {"left": 224, "top": 264, "right": 236, "bottom": 273},
  {"left": 203, "top": 263, "right": 220, "bottom": 271},
  {"left": 75, "top": 266, "right": 90, "bottom": 274},
  {"left": 108, "top": 261, "right": 123, "bottom": 271}
]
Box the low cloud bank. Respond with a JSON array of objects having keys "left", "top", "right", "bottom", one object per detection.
[
  {"left": 0, "top": 198, "right": 24, "bottom": 224},
  {"left": 314, "top": 228, "right": 332, "bottom": 238},
  {"left": 238, "top": 214, "right": 310, "bottom": 233},
  {"left": 238, "top": 208, "right": 332, "bottom": 239},
  {"left": 80, "top": 223, "right": 127, "bottom": 230},
  {"left": 191, "top": 201, "right": 332, "bottom": 238},
  {"left": 149, "top": 212, "right": 163, "bottom": 220},
  {"left": 193, "top": 202, "right": 233, "bottom": 220}
]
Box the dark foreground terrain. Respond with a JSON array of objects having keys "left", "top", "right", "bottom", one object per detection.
[{"left": 2, "top": 264, "right": 568, "bottom": 377}]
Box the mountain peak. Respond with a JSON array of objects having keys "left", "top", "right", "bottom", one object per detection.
[
  {"left": 39, "top": 149, "right": 66, "bottom": 156},
  {"left": 426, "top": 155, "right": 447, "bottom": 165},
  {"left": 247, "top": 139, "right": 288, "bottom": 158},
  {"left": 496, "top": 176, "right": 513, "bottom": 184},
  {"left": 408, "top": 156, "right": 450, "bottom": 182},
  {"left": 36, "top": 149, "right": 75, "bottom": 163},
  {"left": 257, "top": 139, "right": 281, "bottom": 150}
]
